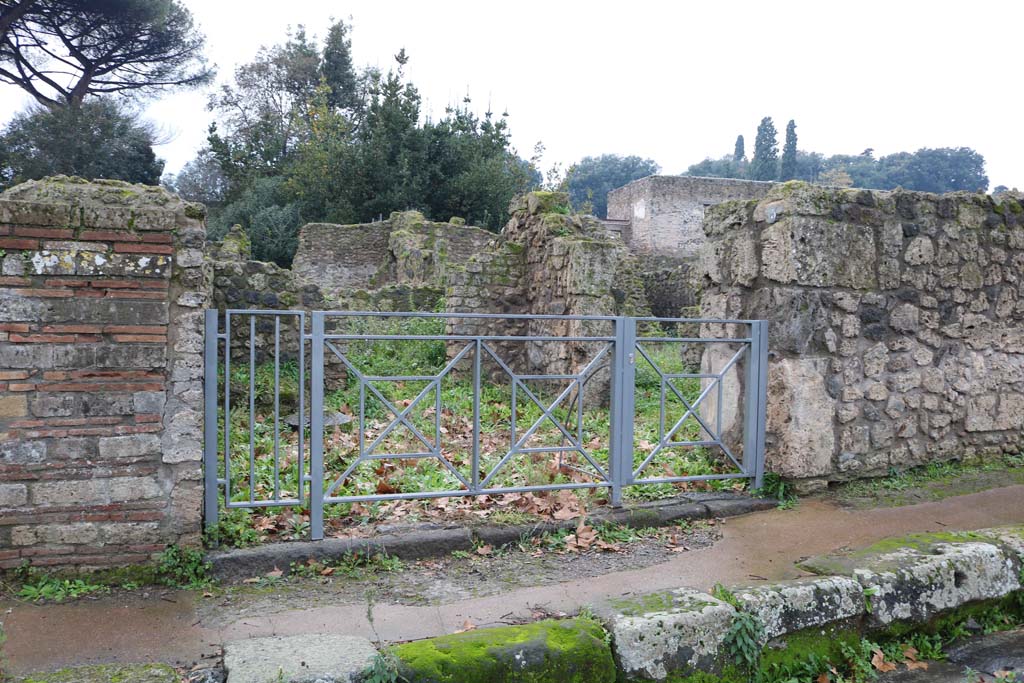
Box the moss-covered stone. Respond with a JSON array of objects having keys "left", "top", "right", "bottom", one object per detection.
[
  {"left": 798, "top": 530, "right": 990, "bottom": 576},
  {"left": 392, "top": 618, "right": 615, "bottom": 683},
  {"left": 18, "top": 663, "right": 178, "bottom": 683},
  {"left": 758, "top": 624, "right": 860, "bottom": 671}
]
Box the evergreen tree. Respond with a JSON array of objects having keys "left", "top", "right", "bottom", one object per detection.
[
  {"left": 733, "top": 135, "right": 745, "bottom": 162},
  {"left": 779, "top": 119, "right": 798, "bottom": 180},
  {"left": 0, "top": 100, "right": 163, "bottom": 189},
  {"left": 321, "top": 19, "right": 358, "bottom": 110},
  {"left": 749, "top": 116, "right": 778, "bottom": 181}
]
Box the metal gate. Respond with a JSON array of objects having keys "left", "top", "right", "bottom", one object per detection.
[{"left": 203, "top": 311, "right": 767, "bottom": 540}]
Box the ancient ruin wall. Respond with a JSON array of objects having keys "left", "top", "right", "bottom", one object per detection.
[
  {"left": 608, "top": 175, "right": 775, "bottom": 258},
  {"left": 0, "top": 178, "right": 208, "bottom": 569},
  {"left": 701, "top": 182, "right": 1024, "bottom": 490},
  {"left": 292, "top": 212, "right": 494, "bottom": 297},
  {"left": 446, "top": 192, "right": 650, "bottom": 398}
]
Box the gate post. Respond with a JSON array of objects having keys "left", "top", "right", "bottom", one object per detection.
[
  {"left": 743, "top": 320, "right": 769, "bottom": 489},
  {"left": 310, "top": 312, "right": 326, "bottom": 540},
  {"left": 203, "top": 310, "right": 219, "bottom": 534},
  {"left": 609, "top": 316, "right": 636, "bottom": 506}
]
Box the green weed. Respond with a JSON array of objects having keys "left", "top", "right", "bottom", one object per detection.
[{"left": 156, "top": 545, "right": 211, "bottom": 589}]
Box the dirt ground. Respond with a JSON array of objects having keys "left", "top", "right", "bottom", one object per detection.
[{"left": 200, "top": 522, "right": 721, "bottom": 627}]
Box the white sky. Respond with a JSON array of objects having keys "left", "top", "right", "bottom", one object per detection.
[{"left": 2, "top": 0, "right": 1021, "bottom": 189}]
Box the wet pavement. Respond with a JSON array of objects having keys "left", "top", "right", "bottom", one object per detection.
[
  {"left": 3, "top": 484, "right": 1023, "bottom": 676},
  {"left": 881, "top": 629, "right": 1024, "bottom": 682}
]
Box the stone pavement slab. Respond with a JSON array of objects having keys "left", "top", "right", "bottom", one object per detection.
[{"left": 222, "top": 634, "right": 377, "bottom": 683}]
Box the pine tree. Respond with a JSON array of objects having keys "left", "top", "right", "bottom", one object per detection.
[
  {"left": 750, "top": 116, "right": 779, "bottom": 181},
  {"left": 780, "top": 120, "right": 798, "bottom": 180},
  {"left": 733, "top": 135, "right": 745, "bottom": 162}
]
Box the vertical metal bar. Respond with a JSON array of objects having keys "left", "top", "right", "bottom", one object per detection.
[
  {"left": 223, "top": 313, "right": 231, "bottom": 502},
  {"left": 659, "top": 378, "right": 666, "bottom": 442},
  {"left": 310, "top": 312, "right": 326, "bottom": 540},
  {"left": 471, "top": 338, "right": 481, "bottom": 492},
  {"left": 743, "top": 327, "right": 757, "bottom": 483},
  {"left": 203, "top": 310, "right": 219, "bottom": 534},
  {"left": 609, "top": 317, "right": 636, "bottom": 506},
  {"left": 576, "top": 375, "right": 583, "bottom": 445},
  {"left": 716, "top": 356, "right": 724, "bottom": 443},
  {"left": 744, "top": 321, "right": 770, "bottom": 489},
  {"left": 358, "top": 378, "right": 365, "bottom": 458},
  {"left": 297, "top": 312, "right": 305, "bottom": 501},
  {"left": 621, "top": 318, "right": 636, "bottom": 488},
  {"left": 434, "top": 378, "right": 441, "bottom": 460},
  {"left": 754, "top": 321, "right": 769, "bottom": 490},
  {"left": 511, "top": 379, "right": 517, "bottom": 446},
  {"left": 248, "top": 315, "right": 256, "bottom": 503},
  {"left": 273, "top": 316, "right": 281, "bottom": 501}
]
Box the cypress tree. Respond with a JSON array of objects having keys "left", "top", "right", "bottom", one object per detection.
[
  {"left": 780, "top": 119, "right": 798, "bottom": 180},
  {"left": 733, "top": 134, "right": 745, "bottom": 162},
  {"left": 750, "top": 116, "right": 779, "bottom": 181}
]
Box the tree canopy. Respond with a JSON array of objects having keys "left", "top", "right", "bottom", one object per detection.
[
  {"left": 0, "top": 99, "right": 164, "bottom": 186},
  {"left": 0, "top": 0, "right": 212, "bottom": 108},
  {"left": 185, "top": 23, "right": 537, "bottom": 265},
  {"left": 564, "top": 154, "right": 660, "bottom": 218},
  {"left": 686, "top": 118, "right": 989, "bottom": 192}
]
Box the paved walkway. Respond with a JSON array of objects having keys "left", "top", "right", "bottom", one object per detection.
[{"left": 4, "top": 485, "right": 1023, "bottom": 675}]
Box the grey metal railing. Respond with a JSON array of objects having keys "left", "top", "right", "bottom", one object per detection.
[{"left": 203, "top": 310, "right": 768, "bottom": 540}]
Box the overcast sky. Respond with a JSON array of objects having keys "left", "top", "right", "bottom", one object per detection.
[{"left": 2, "top": 0, "right": 1021, "bottom": 189}]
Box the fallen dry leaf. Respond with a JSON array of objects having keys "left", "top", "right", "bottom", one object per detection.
[
  {"left": 266, "top": 567, "right": 283, "bottom": 578},
  {"left": 475, "top": 544, "right": 493, "bottom": 556},
  {"left": 871, "top": 649, "right": 896, "bottom": 673}
]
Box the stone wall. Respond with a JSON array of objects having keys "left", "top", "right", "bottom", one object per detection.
[
  {"left": 0, "top": 177, "right": 208, "bottom": 569},
  {"left": 607, "top": 175, "right": 775, "bottom": 258},
  {"left": 446, "top": 192, "right": 649, "bottom": 399},
  {"left": 292, "top": 211, "right": 493, "bottom": 298},
  {"left": 701, "top": 182, "right": 1024, "bottom": 490}
]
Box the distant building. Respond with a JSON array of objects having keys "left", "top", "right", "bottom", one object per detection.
[{"left": 606, "top": 176, "right": 775, "bottom": 258}]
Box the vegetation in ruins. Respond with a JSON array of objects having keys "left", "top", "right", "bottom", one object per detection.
[{"left": 165, "top": 23, "right": 540, "bottom": 265}]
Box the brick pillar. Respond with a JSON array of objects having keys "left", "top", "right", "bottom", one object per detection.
[{"left": 0, "top": 177, "right": 209, "bottom": 569}]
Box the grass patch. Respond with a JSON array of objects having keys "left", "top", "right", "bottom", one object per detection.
[{"left": 830, "top": 455, "right": 1024, "bottom": 508}]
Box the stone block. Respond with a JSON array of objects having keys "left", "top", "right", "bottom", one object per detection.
[
  {"left": 0, "top": 483, "right": 28, "bottom": 507},
  {"left": 224, "top": 633, "right": 374, "bottom": 683},
  {"left": 394, "top": 619, "right": 615, "bottom": 683},
  {"left": 765, "top": 357, "right": 835, "bottom": 479},
  {"left": 133, "top": 391, "right": 167, "bottom": 414},
  {"left": 1, "top": 439, "right": 47, "bottom": 463},
  {"left": 604, "top": 588, "right": 735, "bottom": 680},
  {"left": 854, "top": 542, "right": 1021, "bottom": 628},
  {"left": 98, "top": 434, "right": 161, "bottom": 459},
  {"left": 32, "top": 479, "right": 108, "bottom": 506},
  {"left": 762, "top": 217, "right": 877, "bottom": 289},
  {"left": 0, "top": 394, "right": 28, "bottom": 418},
  {"left": 733, "top": 576, "right": 864, "bottom": 641}
]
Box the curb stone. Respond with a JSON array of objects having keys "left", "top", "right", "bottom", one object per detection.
[
  {"left": 733, "top": 576, "right": 864, "bottom": 641},
  {"left": 602, "top": 588, "right": 735, "bottom": 680},
  {"left": 208, "top": 493, "right": 773, "bottom": 580},
  {"left": 391, "top": 617, "right": 616, "bottom": 683},
  {"left": 853, "top": 541, "right": 1021, "bottom": 627},
  {"left": 223, "top": 633, "right": 377, "bottom": 683}
]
